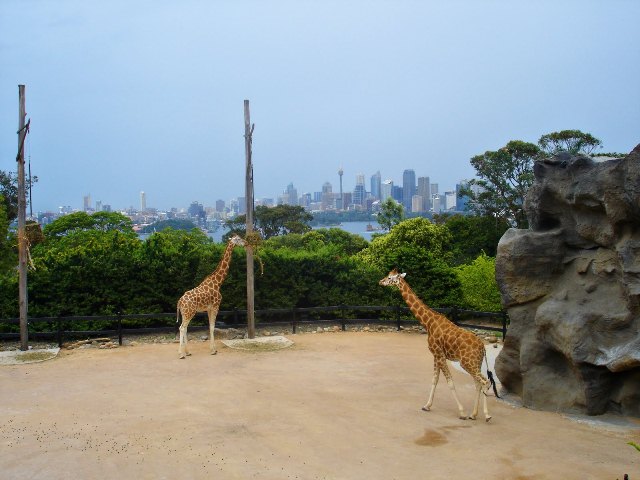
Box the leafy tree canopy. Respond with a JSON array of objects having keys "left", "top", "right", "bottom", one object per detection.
[
  {"left": 377, "top": 197, "right": 404, "bottom": 231},
  {"left": 226, "top": 204, "right": 313, "bottom": 239},
  {"left": 433, "top": 213, "right": 510, "bottom": 265},
  {"left": 43, "top": 211, "right": 136, "bottom": 239},
  {"left": 0, "top": 194, "right": 13, "bottom": 272},
  {"left": 454, "top": 253, "right": 502, "bottom": 311},
  {"left": 263, "top": 228, "right": 368, "bottom": 256},
  {"left": 357, "top": 217, "right": 453, "bottom": 270},
  {"left": 0, "top": 169, "right": 38, "bottom": 223},
  {"left": 0, "top": 171, "right": 18, "bottom": 222},
  {"left": 538, "top": 129, "right": 602, "bottom": 156},
  {"left": 462, "top": 140, "right": 540, "bottom": 229},
  {"left": 140, "top": 219, "right": 198, "bottom": 233}
]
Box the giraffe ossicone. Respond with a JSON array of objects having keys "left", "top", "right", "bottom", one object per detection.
[
  {"left": 176, "top": 234, "right": 246, "bottom": 359},
  {"left": 379, "top": 269, "right": 498, "bottom": 421}
]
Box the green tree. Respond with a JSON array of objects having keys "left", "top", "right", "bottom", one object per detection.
[
  {"left": 454, "top": 253, "right": 502, "bottom": 311},
  {"left": 44, "top": 211, "right": 136, "bottom": 239},
  {"left": 433, "top": 213, "right": 510, "bottom": 265},
  {"left": 376, "top": 197, "right": 404, "bottom": 231},
  {"left": 538, "top": 130, "right": 602, "bottom": 156},
  {"left": 0, "top": 169, "right": 38, "bottom": 222},
  {"left": 140, "top": 219, "right": 198, "bottom": 233},
  {"left": 358, "top": 218, "right": 462, "bottom": 307},
  {"left": 225, "top": 205, "right": 313, "bottom": 239},
  {"left": 131, "top": 228, "right": 221, "bottom": 313},
  {"left": 264, "top": 228, "right": 368, "bottom": 256},
  {"left": 28, "top": 229, "right": 141, "bottom": 316},
  {"left": 0, "top": 171, "right": 18, "bottom": 222},
  {"left": 0, "top": 194, "right": 14, "bottom": 273},
  {"left": 462, "top": 140, "right": 540, "bottom": 229}
]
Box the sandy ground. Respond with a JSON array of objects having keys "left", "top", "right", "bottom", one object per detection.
[{"left": 1, "top": 332, "right": 638, "bottom": 480}]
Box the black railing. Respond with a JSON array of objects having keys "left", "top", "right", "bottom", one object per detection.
[{"left": 0, "top": 306, "right": 509, "bottom": 347}]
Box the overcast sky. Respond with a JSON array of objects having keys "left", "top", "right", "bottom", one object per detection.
[{"left": 1, "top": 0, "right": 639, "bottom": 212}]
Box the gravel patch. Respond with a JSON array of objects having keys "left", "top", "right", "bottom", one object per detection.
[
  {"left": 0, "top": 348, "right": 60, "bottom": 365},
  {"left": 221, "top": 335, "right": 294, "bottom": 351}
]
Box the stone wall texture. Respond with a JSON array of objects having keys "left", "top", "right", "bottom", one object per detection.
[{"left": 495, "top": 144, "right": 640, "bottom": 416}]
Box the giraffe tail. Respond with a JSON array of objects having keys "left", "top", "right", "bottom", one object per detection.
[
  {"left": 484, "top": 348, "right": 501, "bottom": 398},
  {"left": 487, "top": 370, "right": 500, "bottom": 398}
]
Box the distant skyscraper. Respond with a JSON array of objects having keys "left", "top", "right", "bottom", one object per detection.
[
  {"left": 417, "top": 176, "right": 431, "bottom": 212},
  {"left": 83, "top": 194, "right": 91, "bottom": 212},
  {"left": 140, "top": 191, "right": 146, "bottom": 212},
  {"left": 353, "top": 173, "right": 366, "bottom": 207},
  {"left": 215, "top": 199, "right": 225, "bottom": 212},
  {"left": 402, "top": 169, "right": 416, "bottom": 211},
  {"left": 432, "top": 194, "right": 442, "bottom": 213},
  {"left": 411, "top": 195, "right": 424, "bottom": 213},
  {"left": 392, "top": 185, "right": 403, "bottom": 204},
  {"left": 321, "top": 182, "right": 334, "bottom": 210},
  {"left": 381, "top": 180, "right": 393, "bottom": 201},
  {"left": 444, "top": 191, "right": 457, "bottom": 211},
  {"left": 370, "top": 171, "right": 381, "bottom": 200},
  {"left": 284, "top": 183, "right": 298, "bottom": 206},
  {"left": 338, "top": 167, "right": 344, "bottom": 210}
]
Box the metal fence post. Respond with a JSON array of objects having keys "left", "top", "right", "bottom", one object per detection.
[
  {"left": 292, "top": 307, "right": 297, "bottom": 334},
  {"left": 117, "top": 313, "right": 123, "bottom": 346},
  {"left": 57, "top": 318, "right": 63, "bottom": 347}
]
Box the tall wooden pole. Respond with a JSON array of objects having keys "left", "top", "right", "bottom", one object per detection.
[
  {"left": 17, "top": 85, "right": 28, "bottom": 350},
  {"left": 244, "top": 100, "right": 256, "bottom": 339}
]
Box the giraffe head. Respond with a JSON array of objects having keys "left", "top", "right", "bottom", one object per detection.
[
  {"left": 379, "top": 269, "right": 406, "bottom": 288},
  {"left": 229, "top": 234, "right": 246, "bottom": 247}
]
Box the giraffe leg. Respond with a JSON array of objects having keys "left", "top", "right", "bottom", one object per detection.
[
  {"left": 422, "top": 365, "right": 441, "bottom": 412},
  {"left": 470, "top": 379, "right": 482, "bottom": 421},
  {"left": 178, "top": 316, "right": 193, "bottom": 359},
  {"left": 480, "top": 374, "right": 491, "bottom": 422},
  {"left": 467, "top": 370, "right": 491, "bottom": 422},
  {"left": 441, "top": 362, "right": 467, "bottom": 419},
  {"left": 208, "top": 307, "right": 219, "bottom": 355}
]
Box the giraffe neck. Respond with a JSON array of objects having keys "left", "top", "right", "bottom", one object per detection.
[
  {"left": 397, "top": 278, "right": 441, "bottom": 332},
  {"left": 209, "top": 240, "right": 237, "bottom": 284}
]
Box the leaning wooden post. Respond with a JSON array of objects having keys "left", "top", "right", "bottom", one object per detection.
[
  {"left": 244, "top": 100, "right": 256, "bottom": 339},
  {"left": 16, "top": 85, "right": 28, "bottom": 350}
]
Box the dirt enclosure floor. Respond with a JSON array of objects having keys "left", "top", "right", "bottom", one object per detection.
[{"left": 1, "top": 332, "right": 638, "bottom": 480}]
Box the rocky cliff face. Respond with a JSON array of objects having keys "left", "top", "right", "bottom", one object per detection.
[{"left": 495, "top": 145, "right": 640, "bottom": 416}]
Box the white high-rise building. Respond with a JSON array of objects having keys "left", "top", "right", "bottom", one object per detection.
[
  {"left": 381, "top": 180, "right": 393, "bottom": 201},
  {"left": 140, "top": 191, "right": 147, "bottom": 212}
]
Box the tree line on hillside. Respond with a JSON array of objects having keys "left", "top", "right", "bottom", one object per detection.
[
  {"left": 0, "top": 129, "right": 627, "bottom": 325},
  {"left": 0, "top": 210, "right": 505, "bottom": 325}
]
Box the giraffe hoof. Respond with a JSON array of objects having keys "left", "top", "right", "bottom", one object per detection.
[
  {"left": 485, "top": 416, "right": 492, "bottom": 423},
  {"left": 459, "top": 415, "right": 469, "bottom": 420},
  {"left": 211, "top": 350, "right": 217, "bottom": 355},
  {"left": 186, "top": 352, "right": 192, "bottom": 357},
  {"left": 468, "top": 415, "right": 477, "bottom": 421},
  {"left": 421, "top": 406, "right": 431, "bottom": 412},
  {"left": 179, "top": 355, "right": 185, "bottom": 359}
]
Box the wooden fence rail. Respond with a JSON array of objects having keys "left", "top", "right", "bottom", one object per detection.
[{"left": 0, "top": 305, "right": 509, "bottom": 347}]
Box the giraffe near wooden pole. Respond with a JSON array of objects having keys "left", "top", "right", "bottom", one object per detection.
[{"left": 244, "top": 99, "right": 256, "bottom": 339}]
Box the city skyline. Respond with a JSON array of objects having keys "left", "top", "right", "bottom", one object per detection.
[
  {"left": 55, "top": 166, "right": 463, "bottom": 215},
  {"left": 2, "top": 1, "right": 638, "bottom": 214}
]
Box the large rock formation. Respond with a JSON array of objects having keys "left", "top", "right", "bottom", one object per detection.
[{"left": 495, "top": 145, "right": 640, "bottom": 416}]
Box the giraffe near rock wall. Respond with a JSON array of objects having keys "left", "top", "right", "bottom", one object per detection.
[
  {"left": 176, "top": 234, "right": 246, "bottom": 359},
  {"left": 379, "top": 269, "right": 498, "bottom": 421}
]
